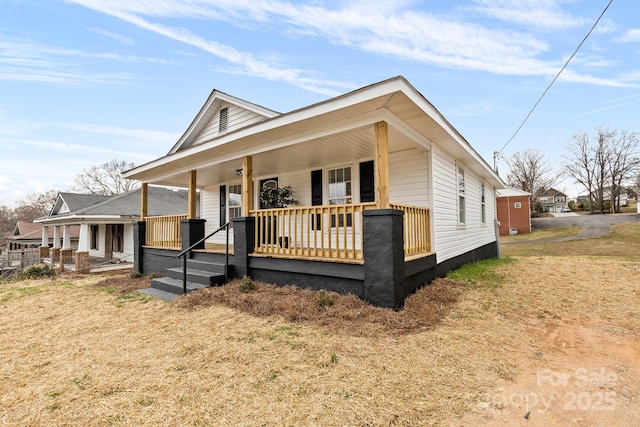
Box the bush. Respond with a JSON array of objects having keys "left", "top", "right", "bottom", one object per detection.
[
  {"left": 238, "top": 276, "right": 256, "bottom": 293},
  {"left": 21, "top": 264, "right": 56, "bottom": 279},
  {"left": 313, "top": 290, "right": 335, "bottom": 310}
]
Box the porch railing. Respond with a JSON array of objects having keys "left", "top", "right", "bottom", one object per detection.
[
  {"left": 144, "top": 214, "right": 187, "bottom": 248},
  {"left": 390, "top": 203, "right": 431, "bottom": 256},
  {"left": 250, "top": 203, "right": 376, "bottom": 262}
]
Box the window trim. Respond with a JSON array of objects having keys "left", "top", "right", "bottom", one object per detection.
[
  {"left": 227, "top": 183, "right": 242, "bottom": 226},
  {"left": 456, "top": 163, "right": 466, "bottom": 226},
  {"left": 480, "top": 183, "right": 486, "bottom": 225}
]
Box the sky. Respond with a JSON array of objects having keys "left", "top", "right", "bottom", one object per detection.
[{"left": 1, "top": 0, "right": 639, "bottom": 207}]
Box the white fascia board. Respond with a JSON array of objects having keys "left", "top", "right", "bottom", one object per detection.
[{"left": 35, "top": 215, "right": 130, "bottom": 225}]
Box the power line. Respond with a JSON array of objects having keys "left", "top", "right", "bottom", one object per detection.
[{"left": 496, "top": 0, "right": 615, "bottom": 161}]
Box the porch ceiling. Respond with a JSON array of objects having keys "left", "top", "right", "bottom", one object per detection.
[{"left": 143, "top": 123, "right": 418, "bottom": 188}]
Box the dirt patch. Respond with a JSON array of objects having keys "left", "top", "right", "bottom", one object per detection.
[
  {"left": 94, "top": 274, "right": 153, "bottom": 294},
  {"left": 455, "top": 256, "right": 640, "bottom": 426},
  {"left": 176, "top": 277, "right": 464, "bottom": 337}
]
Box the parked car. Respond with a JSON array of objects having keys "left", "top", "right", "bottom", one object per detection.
[{"left": 561, "top": 206, "right": 571, "bottom": 213}]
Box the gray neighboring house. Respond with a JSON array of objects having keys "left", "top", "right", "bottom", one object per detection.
[
  {"left": 538, "top": 188, "right": 568, "bottom": 213},
  {"left": 35, "top": 187, "right": 196, "bottom": 264}
]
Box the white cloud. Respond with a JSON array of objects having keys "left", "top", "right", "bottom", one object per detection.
[
  {"left": 88, "top": 27, "right": 135, "bottom": 46},
  {"left": 469, "top": 0, "right": 587, "bottom": 30},
  {"left": 65, "top": 0, "right": 631, "bottom": 89},
  {"left": 616, "top": 29, "right": 640, "bottom": 43}
]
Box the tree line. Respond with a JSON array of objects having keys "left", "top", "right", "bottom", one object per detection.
[
  {"left": 504, "top": 127, "right": 640, "bottom": 214},
  {"left": 1, "top": 159, "right": 137, "bottom": 239}
]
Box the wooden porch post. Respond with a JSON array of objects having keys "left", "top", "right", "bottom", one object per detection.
[
  {"left": 187, "top": 170, "right": 197, "bottom": 219},
  {"left": 242, "top": 156, "right": 253, "bottom": 216},
  {"left": 140, "top": 183, "right": 148, "bottom": 219},
  {"left": 374, "top": 121, "right": 390, "bottom": 209}
]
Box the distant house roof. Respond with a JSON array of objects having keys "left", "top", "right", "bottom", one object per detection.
[
  {"left": 496, "top": 187, "right": 530, "bottom": 197},
  {"left": 36, "top": 187, "right": 195, "bottom": 224},
  {"left": 50, "top": 192, "right": 112, "bottom": 215},
  {"left": 540, "top": 188, "right": 566, "bottom": 198},
  {"left": 4, "top": 221, "right": 80, "bottom": 242}
]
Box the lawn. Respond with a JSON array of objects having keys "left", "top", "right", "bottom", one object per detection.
[{"left": 1, "top": 224, "right": 639, "bottom": 426}]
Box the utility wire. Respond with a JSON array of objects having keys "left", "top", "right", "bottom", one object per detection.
[{"left": 496, "top": 0, "right": 615, "bottom": 158}]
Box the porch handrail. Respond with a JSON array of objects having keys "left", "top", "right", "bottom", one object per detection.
[
  {"left": 390, "top": 203, "right": 431, "bottom": 256},
  {"left": 144, "top": 214, "right": 188, "bottom": 248},
  {"left": 250, "top": 202, "right": 376, "bottom": 261},
  {"left": 176, "top": 222, "right": 230, "bottom": 294}
]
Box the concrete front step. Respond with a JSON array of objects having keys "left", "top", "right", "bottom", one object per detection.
[
  {"left": 150, "top": 276, "right": 209, "bottom": 295},
  {"left": 165, "top": 267, "right": 227, "bottom": 286},
  {"left": 138, "top": 287, "right": 179, "bottom": 302},
  {"left": 183, "top": 258, "right": 232, "bottom": 275}
]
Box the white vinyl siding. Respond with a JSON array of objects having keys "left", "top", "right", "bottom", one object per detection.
[
  {"left": 192, "top": 104, "right": 268, "bottom": 146},
  {"left": 389, "top": 148, "right": 430, "bottom": 207},
  {"left": 431, "top": 145, "right": 496, "bottom": 263}
]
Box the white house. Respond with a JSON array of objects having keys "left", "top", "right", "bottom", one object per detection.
[
  {"left": 124, "top": 76, "right": 504, "bottom": 307},
  {"left": 35, "top": 188, "right": 194, "bottom": 268}
]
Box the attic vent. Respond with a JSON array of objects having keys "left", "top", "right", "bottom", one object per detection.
[{"left": 219, "top": 107, "right": 228, "bottom": 133}]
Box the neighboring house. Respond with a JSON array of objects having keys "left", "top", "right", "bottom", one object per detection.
[
  {"left": 496, "top": 187, "right": 531, "bottom": 236},
  {"left": 35, "top": 188, "right": 196, "bottom": 265},
  {"left": 577, "top": 187, "right": 628, "bottom": 207},
  {"left": 538, "top": 188, "right": 567, "bottom": 213},
  {"left": 123, "top": 76, "right": 504, "bottom": 308},
  {"left": 2, "top": 221, "right": 79, "bottom": 267}
]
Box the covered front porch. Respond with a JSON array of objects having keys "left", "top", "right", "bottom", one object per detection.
[{"left": 133, "top": 118, "right": 435, "bottom": 307}]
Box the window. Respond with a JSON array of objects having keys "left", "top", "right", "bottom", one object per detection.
[
  {"left": 328, "top": 166, "right": 352, "bottom": 205},
  {"left": 457, "top": 165, "right": 465, "bottom": 224},
  {"left": 514, "top": 202, "right": 522, "bottom": 209},
  {"left": 219, "top": 107, "right": 228, "bottom": 133},
  {"left": 480, "top": 183, "right": 486, "bottom": 224},
  {"left": 90, "top": 225, "right": 99, "bottom": 250},
  {"left": 228, "top": 184, "right": 242, "bottom": 226},
  {"left": 328, "top": 166, "right": 352, "bottom": 227},
  {"left": 112, "top": 224, "right": 124, "bottom": 253}
]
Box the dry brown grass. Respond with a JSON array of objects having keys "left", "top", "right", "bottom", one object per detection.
[
  {"left": 173, "top": 277, "right": 464, "bottom": 337},
  {"left": 1, "top": 234, "right": 639, "bottom": 426}
]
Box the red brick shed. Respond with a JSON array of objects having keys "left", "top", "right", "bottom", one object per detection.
[{"left": 496, "top": 187, "right": 531, "bottom": 236}]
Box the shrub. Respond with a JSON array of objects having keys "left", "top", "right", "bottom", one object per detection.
[
  {"left": 313, "top": 290, "right": 335, "bottom": 310},
  {"left": 238, "top": 276, "right": 256, "bottom": 293},
  {"left": 130, "top": 271, "right": 143, "bottom": 279},
  {"left": 20, "top": 264, "right": 56, "bottom": 279}
]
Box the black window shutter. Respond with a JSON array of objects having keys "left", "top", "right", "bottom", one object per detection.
[
  {"left": 219, "top": 185, "right": 226, "bottom": 226},
  {"left": 359, "top": 160, "right": 375, "bottom": 203},
  {"left": 311, "top": 170, "right": 323, "bottom": 206},
  {"left": 311, "top": 170, "right": 322, "bottom": 230}
]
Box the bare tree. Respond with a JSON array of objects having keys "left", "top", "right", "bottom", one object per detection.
[
  {"left": 14, "top": 190, "right": 58, "bottom": 222},
  {"left": 0, "top": 204, "right": 16, "bottom": 240},
  {"left": 565, "top": 128, "right": 640, "bottom": 214},
  {"left": 73, "top": 159, "right": 138, "bottom": 196},
  {"left": 564, "top": 130, "right": 598, "bottom": 214},
  {"left": 607, "top": 130, "right": 640, "bottom": 213},
  {"left": 504, "top": 149, "right": 561, "bottom": 210}
]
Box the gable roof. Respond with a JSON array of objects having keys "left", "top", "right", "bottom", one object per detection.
[
  {"left": 4, "top": 221, "right": 80, "bottom": 242},
  {"left": 36, "top": 187, "right": 194, "bottom": 224},
  {"left": 540, "top": 188, "right": 566, "bottom": 198},
  {"left": 168, "top": 90, "right": 281, "bottom": 155},
  {"left": 50, "top": 192, "right": 111, "bottom": 216},
  {"left": 124, "top": 76, "right": 503, "bottom": 189}
]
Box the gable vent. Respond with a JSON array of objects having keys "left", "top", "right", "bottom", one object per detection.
[{"left": 219, "top": 107, "right": 228, "bottom": 133}]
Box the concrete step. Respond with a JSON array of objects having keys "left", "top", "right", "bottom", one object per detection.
[
  {"left": 138, "top": 287, "right": 179, "bottom": 302},
  {"left": 184, "top": 258, "right": 232, "bottom": 275},
  {"left": 165, "top": 267, "right": 227, "bottom": 286},
  {"left": 150, "top": 276, "right": 209, "bottom": 295}
]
